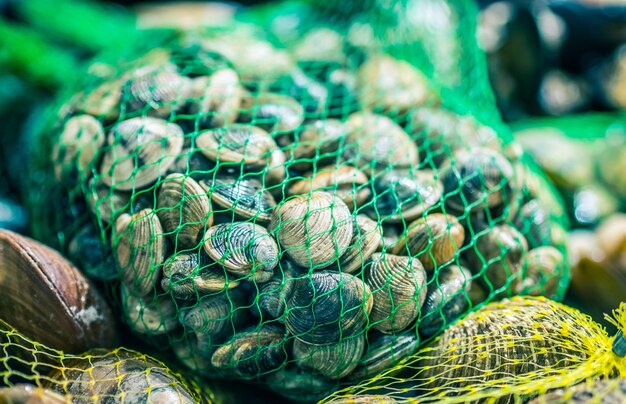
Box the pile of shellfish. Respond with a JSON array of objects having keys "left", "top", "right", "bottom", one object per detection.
[{"left": 39, "top": 26, "right": 567, "bottom": 398}]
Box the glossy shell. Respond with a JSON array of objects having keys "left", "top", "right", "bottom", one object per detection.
[
  {"left": 196, "top": 68, "right": 241, "bottom": 126},
  {"left": 292, "top": 334, "right": 365, "bottom": 379},
  {"left": 113, "top": 209, "right": 166, "bottom": 296},
  {"left": 203, "top": 222, "right": 279, "bottom": 282},
  {"left": 392, "top": 213, "right": 465, "bottom": 271},
  {"left": 286, "top": 271, "right": 372, "bottom": 344},
  {"left": 179, "top": 295, "right": 236, "bottom": 350},
  {"left": 202, "top": 176, "right": 277, "bottom": 223},
  {"left": 100, "top": 117, "right": 184, "bottom": 191},
  {"left": 338, "top": 215, "right": 382, "bottom": 274},
  {"left": 365, "top": 253, "right": 428, "bottom": 333},
  {"left": 270, "top": 192, "right": 353, "bottom": 269},
  {"left": 350, "top": 331, "right": 420, "bottom": 380},
  {"left": 257, "top": 261, "right": 299, "bottom": 320}
]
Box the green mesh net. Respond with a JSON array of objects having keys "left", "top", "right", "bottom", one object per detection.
[{"left": 25, "top": 0, "right": 569, "bottom": 400}]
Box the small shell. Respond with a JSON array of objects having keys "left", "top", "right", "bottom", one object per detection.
[
  {"left": 161, "top": 252, "right": 238, "bottom": 299},
  {"left": 418, "top": 265, "right": 472, "bottom": 337},
  {"left": 85, "top": 178, "right": 130, "bottom": 224},
  {"left": 264, "top": 365, "right": 335, "bottom": 403},
  {"left": 463, "top": 224, "right": 528, "bottom": 296},
  {"left": 0, "top": 385, "right": 66, "bottom": 403},
  {"left": 44, "top": 349, "right": 196, "bottom": 403},
  {"left": 516, "top": 246, "right": 565, "bottom": 297},
  {"left": 365, "top": 253, "right": 428, "bottom": 333},
  {"left": 120, "top": 284, "right": 179, "bottom": 336},
  {"left": 294, "top": 28, "right": 345, "bottom": 63},
  {"left": 269, "top": 68, "right": 329, "bottom": 114},
  {"left": 211, "top": 324, "right": 288, "bottom": 378},
  {"left": 269, "top": 191, "right": 354, "bottom": 269},
  {"left": 53, "top": 115, "right": 105, "bottom": 182},
  {"left": 196, "top": 124, "right": 280, "bottom": 167},
  {"left": 292, "top": 334, "right": 365, "bottom": 379},
  {"left": 78, "top": 78, "right": 123, "bottom": 120},
  {"left": 289, "top": 119, "right": 346, "bottom": 171},
  {"left": 288, "top": 166, "right": 371, "bottom": 211},
  {"left": 240, "top": 93, "right": 304, "bottom": 133},
  {"left": 356, "top": 55, "right": 438, "bottom": 113},
  {"left": 179, "top": 295, "right": 235, "bottom": 351},
  {"left": 167, "top": 148, "right": 215, "bottom": 179},
  {"left": 157, "top": 174, "right": 213, "bottom": 248},
  {"left": 113, "top": 209, "right": 166, "bottom": 296},
  {"left": 344, "top": 112, "right": 419, "bottom": 173},
  {"left": 410, "top": 107, "right": 500, "bottom": 167},
  {"left": 338, "top": 215, "right": 382, "bottom": 274},
  {"left": 257, "top": 261, "right": 299, "bottom": 320},
  {"left": 349, "top": 331, "right": 420, "bottom": 380},
  {"left": 440, "top": 148, "right": 514, "bottom": 214},
  {"left": 286, "top": 271, "right": 372, "bottom": 345},
  {"left": 513, "top": 199, "right": 554, "bottom": 248},
  {"left": 370, "top": 170, "right": 443, "bottom": 223},
  {"left": 203, "top": 222, "right": 278, "bottom": 282},
  {"left": 100, "top": 117, "right": 184, "bottom": 191},
  {"left": 201, "top": 176, "right": 277, "bottom": 224},
  {"left": 125, "top": 64, "right": 190, "bottom": 117},
  {"left": 194, "top": 68, "right": 242, "bottom": 127},
  {"left": 392, "top": 213, "right": 465, "bottom": 271}
]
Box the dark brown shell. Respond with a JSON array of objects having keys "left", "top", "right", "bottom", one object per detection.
[
  {"left": 157, "top": 174, "right": 213, "bottom": 248},
  {"left": 100, "top": 117, "right": 184, "bottom": 191},
  {"left": 392, "top": 213, "right": 465, "bottom": 271},
  {"left": 269, "top": 191, "right": 353, "bottom": 269},
  {"left": 292, "top": 334, "right": 365, "bottom": 379},
  {"left": 113, "top": 209, "right": 167, "bottom": 296},
  {"left": 365, "top": 253, "right": 428, "bottom": 333},
  {"left": 0, "top": 230, "right": 117, "bottom": 353},
  {"left": 286, "top": 271, "right": 372, "bottom": 345}
]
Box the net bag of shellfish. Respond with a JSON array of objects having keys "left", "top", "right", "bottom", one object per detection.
[{"left": 25, "top": 0, "right": 569, "bottom": 399}]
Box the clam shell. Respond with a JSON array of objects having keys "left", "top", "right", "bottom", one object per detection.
[
  {"left": 67, "top": 224, "right": 118, "bottom": 281},
  {"left": 113, "top": 209, "right": 166, "bottom": 296},
  {"left": 268, "top": 68, "right": 329, "bottom": 115},
  {"left": 0, "top": 230, "right": 117, "bottom": 353},
  {"left": 392, "top": 213, "right": 465, "bottom": 271},
  {"left": 288, "top": 166, "right": 371, "bottom": 211},
  {"left": 344, "top": 112, "right": 419, "bottom": 173},
  {"left": 418, "top": 265, "right": 472, "bottom": 337},
  {"left": 270, "top": 191, "right": 353, "bottom": 269},
  {"left": 292, "top": 334, "right": 365, "bottom": 379},
  {"left": 172, "top": 333, "right": 215, "bottom": 374},
  {"left": 85, "top": 177, "right": 130, "bottom": 224},
  {"left": 179, "top": 295, "right": 234, "bottom": 351},
  {"left": 356, "top": 55, "right": 437, "bottom": 113},
  {"left": 370, "top": 170, "right": 442, "bottom": 223},
  {"left": 513, "top": 199, "right": 554, "bottom": 248},
  {"left": 240, "top": 93, "right": 304, "bottom": 133},
  {"left": 100, "top": 117, "right": 184, "bottom": 191},
  {"left": 529, "top": 378, "right": 626, "bottom": 403},
  {"left": 257, "top": 261, "right": 299, "bottom": 320},
  {"left": 440, "top": 148, "right": 514, "bottom": 214},
  {"left": 0, "top": 385, "right": 66, "bottom": 403},
  {"left": 201, "top": 176, "right": 277, "bottom": 224},
  {"left": 196, "top": 124, "right": 280, "bottom": 167},
  {"left": 157, "top": 174, "right": 213, "bottom": 248},
  {"left": 294, "top": 28, "right": 345, "bottom": 63},
  {"left": 78, "top": 78, "right": 123, "bottom": 120},
  {"left": 167, "top": 148, "right": 215, "bottom": 179},
  {"left": 53, "top": 115, "right": 105, "bottom": 182},
  {"left": 195, "top": 68, "right": 242, "bottom": 127},
  {"left": 350, "top": 331, "right": 420, "bottom": 380},
  {"left": 120, "top": 284, "right": 179, "bottom": 336},
  {"left": 285, "top": 271, "right": 372, "bottom": 345},
  {"left": 289, "top": 119, "right": 346, "bottom": 171},
  {"left": 338, "top": 215, "right": 382, "bottom": 274},
  {"left": 463, "top": 224, "right": 528, "bottom": 296},
  {"left": 125, "top": 64, "right": 190, "bottom": 117},
  {"left": 44, "top": 349, "right": 196, "bottom": 403},
  {"left": 516, "top": 246, "right": 565, "bottom": 297},
  {"left": 211, "top": 324, "right": 288, "bottom": 378},
  {"left": 264, "top": 366, "right": 335, "bottom": 402},
  {"left": 161, "top": 252, "right": 238, "bottom": 299},
  {"left": 203, "top": 222, "right": 278, "bottom": 282},
  {"left": 365, "top": 253, "right": 427, "bottom": 333}
]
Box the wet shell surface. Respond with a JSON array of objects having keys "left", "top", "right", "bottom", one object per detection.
[
  {"left": 202, "top": 175, "right": 277, "bottom": 223},
  {"left": 100, "top": 117, "right": 184, "bottom": 191},
  {"left": 257, "top": 261, "right": 299, "bottom": 320},
  {"left": 270, "top": 191, "right": 353, "bottom": 269},
  {"left": 288, "top": 166, "right": 371, "bottom": 211},
  {"left": 161, "top": 252, "right": 238, "bottom": 300},
  {"left": 211, "top": 324, "right": 288, "bottom": 378},
  {"left": 337, "top": 215, "right": 382, "bottom": 274},
  {"left": 53, "top": 114, "right": 105, "bottom": 181},
  {"left": 392, "top": 213, "right": 465, "bottom": 271},
  {"left": 157, "top": 174, "right": 213, "bottom": 248},
  {"left": 203, "top": 222, "right": 279, "bottom": 282},
  {"left": 365, "top": 253, "right": 428, "bottom": 333},
  {"left": 286, "top": 271, "right": 372, "bottom": 344},
  {"left": 350, "top": 331, "right": 420, "bottom": 380},
  {"left": 114, "top": 209, "right": 167, "bottom": 296},
  {"left": 292, "top": 334, "right": 365, "bottom": 379}
]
